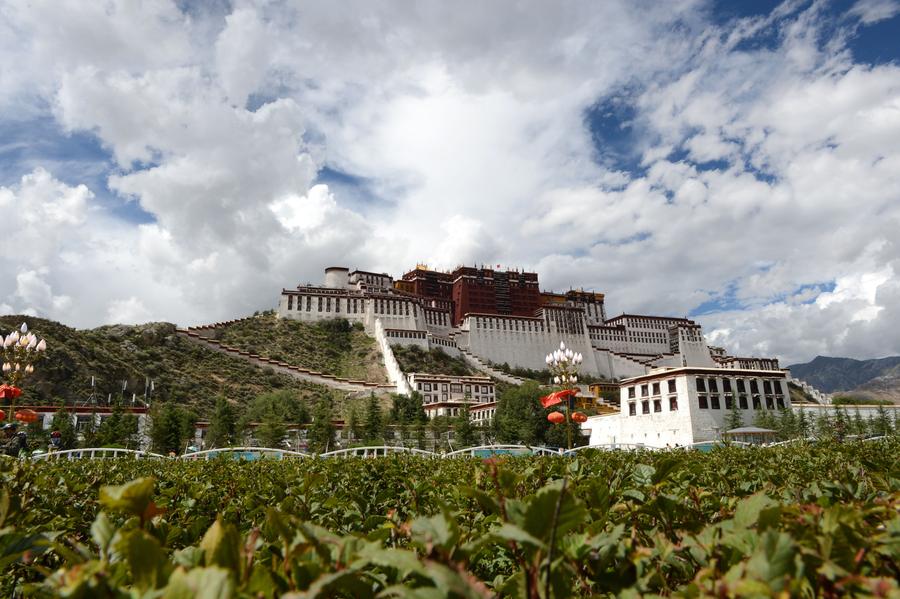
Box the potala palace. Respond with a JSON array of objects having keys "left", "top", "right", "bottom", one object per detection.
[{"left": 276, "top": 264, "right": 805, "bottom": 447}]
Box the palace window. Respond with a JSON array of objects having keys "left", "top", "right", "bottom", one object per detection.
[
  {"left": 763, "top": 380, "right": 773, "bottom": 394},
  {"left": 667, "top": 379, "right": 676, "bottom": 393},
  {"left": 450, "top": 384, "right": 462, "bottom": 393},
  {"left": 641, "top": 385, "right": 649, "bottom": 397},
  {"left": 752, "top": 396, "right": 761, "bottom": 409},
  {"left": 776, "top": 396, "right": 785, "bottom": 409},
  {"left": 708, "top": 379, "right": 718, "bottom": 393},
  {"left": 642, "top": 401, "right": 650, "bottom": 415},
  {"left": 653, "top": 399, "right": 662, "bottom": 413},
  {"left": 698, "top": 395, "right": 709, "bottom": 409},
  {"left": 652, "top": 382, "right": 661, "bottom": 396},
  {"left": 739, "top": 395, "right": 748, "bottom": 409},
  {"left": 318, "top": 297, "right": 322, "bottom": 312},
  {"left": 710, "top": 396, "right": 721, "bottom": 410},
  {"left": 723, "top": 379, "right": 732, "bottom": 392},
  {"left": 736, "top": 379, "right": 746, "bottom": 393},
  {"left": 669, "top": 396, "right": 678, "bottom": 411},
  {"left": 628, "top": 403, "right": 636, "bottom": 416},
  {"left": 424, "top": 383, "right": 431, "bottom": 392},
  {"left": 696, "top": 378, "right": 707, "bottom": 392},
  {"left": 750, "top": 380, "right": 759, "bottom": 393},
  {"left": 628, "top": 387, "right": 636, "bottom": 399},
  {"left": 765, "top": 397, "right": 775, "bottom": 410},
  {"left": 287, "top": 296, "right": 293, "bottom": 310}
]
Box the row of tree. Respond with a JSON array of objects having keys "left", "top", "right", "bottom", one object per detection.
[
  {"left": 722, "top": 398, "right": 900, "bottom": 441},
  {"left": 27, "top": 380, "right": 590, "bottom": 454}
]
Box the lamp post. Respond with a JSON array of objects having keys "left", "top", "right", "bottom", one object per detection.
[
  {"left": 1, "top": 322, "right": 48, "bottom": 422},
  {"left": 544, "top": 341, "right": 583, "bottom": 450}
]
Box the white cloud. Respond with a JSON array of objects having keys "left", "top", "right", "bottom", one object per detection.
[
  {"left": 0, "top": 0, "right": 899, "bottom": 365},
  {"left": 849, "top": 0, "right": 900, "bottom": 24},
  {"left": 107, "top": 297, "right": 153, "bottom": 324}
]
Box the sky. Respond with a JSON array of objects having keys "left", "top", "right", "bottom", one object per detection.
[{"left": 0, "top": 0, "right": 899, "bottom": 365}]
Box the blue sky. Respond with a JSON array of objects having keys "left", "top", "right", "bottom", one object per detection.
[{"left": 1, "top": 0, "right": 899, "bottom": 364}]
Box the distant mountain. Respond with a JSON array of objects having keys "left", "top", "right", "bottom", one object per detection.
[{"left": 788, "top": 355, "right": 900, "bottom": 403}]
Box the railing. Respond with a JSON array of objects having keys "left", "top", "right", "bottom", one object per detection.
[
  {"left": 563, "top": 443, "right": 651, "bottom": 454},
  {"left": 180, "top": 447, "right": 311, "bottom": 460},
  {"left": 319, "top": 446, "right": 436, "bottom": 458},
  {"left": 444, "top": 444, "right": 560, "bottom": 457},
  {"left": 32, "top": 448, "right": 167, "bottom": 460}
]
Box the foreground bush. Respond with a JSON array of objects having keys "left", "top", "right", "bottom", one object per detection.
[{"left": 1, "top": 440, "right": 899, "bottom": 597}]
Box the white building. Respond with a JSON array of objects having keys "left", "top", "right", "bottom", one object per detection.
[
  {"left": 581, "top": 367, "right": 792, "bottom": 448},
  {"left": 407, "top": 372, "right": 495, "bottom": 419},
  {"left": 277, "top": 266, "right": 785, "bottom": 385}
]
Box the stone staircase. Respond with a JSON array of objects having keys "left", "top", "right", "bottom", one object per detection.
[
  {"left": 458, "top": 348, "right": 528, "bottom": 385},
  {"left": 176, "top": 328, "right": 395, "bottom": 394}
]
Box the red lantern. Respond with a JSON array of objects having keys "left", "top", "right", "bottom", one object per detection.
[
  {"left": 571, "top": 411, "right": 588, "bottom": 423},
  {"left": 14, "top": 409, "right": 38, "bottom": 424},
  {"left": 0, "top": 384, "right": 22, "bottom": 399},
  {"left": 0, "top": 409, "right": 5, "bottom": 420},
  {"left": 547, "top": 411, "right": 566, "bottom": 424}
]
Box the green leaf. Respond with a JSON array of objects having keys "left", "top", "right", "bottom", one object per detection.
[
  {"left": 284, "top": 570, "right": 374, "bottom": 598},
  {"left": 522, "top": 480, "right": 586, "bottom": 544},
  {"left": 99, "top": 477, "right": 155, "bottom": 518},
  {"left": 163, "top": 566, "right": 235, "bottom": 599},
  {"left": 410, "top": 511, "right": 459, "bottom": 553},
  {"left": 733, "top": 492, "right": 778, "bottom": 529},
  {"left": 199, "top": 518, "right": 241, "bottom": 572},
  {"left": 490, "top": 523, "right": 546, "bottom": 550},
  {"left": 121, "top": 529, "right": 166, "bottom": 591},
  {"left": 632, "top": 464, "right": 656, "bottom": 487},
  {"left": 90, "top": 511, "right": 115, "bottom": 559},
  {"left": 353, "top": 547, "right": 426, "bottom": 580}
]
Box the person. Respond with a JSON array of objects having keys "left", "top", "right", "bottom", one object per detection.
[
  {"left": 3, "top": 423, "right": 25, "bottom": 457},
  {"left": 49, "top": 430, "right": 62, "bottom": 452}
]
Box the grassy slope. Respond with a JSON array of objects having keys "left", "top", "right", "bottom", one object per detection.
[
  {"left": 208, "top": 313, "right": 388, "bottom": 383},
  {"left": 390, "top": 345, "right": 476, "bottom": 377},
  {"left": 0, "top": 315, "right": 341, "bottom": 415}
]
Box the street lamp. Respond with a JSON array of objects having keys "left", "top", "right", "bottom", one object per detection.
[
  {"left": 1, "top": 322, "right": 48, "bottom": 422},
  {"left": 543, "top": 341, "right": 586, "bottom": 450}
]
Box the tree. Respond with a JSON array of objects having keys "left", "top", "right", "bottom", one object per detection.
[
  {"left": 776, "top": 408, "right": 797, "bottom": 440},
  {"left": 832, "top": 407, "right": 849, "bottom": 442},
  {"left": 256, "top": 412, "right": 287, "bottom": 448},
  {"left": 307, "top": 399, "right": 335, "bottom": 453},
  {"left": 873, "top": 404, "right": 892, "bottom": 437},
  {"left": 364, "top": 393, "right": 383, "bottom": 444},
  {"left": 815, "top": 410, "right": 833, "bottom": 440},
  {"left": 414, "top": 423, "right": 427, "bottom": 450},
  {"left": 96, "top": 401, "right": 140, "bottom": 448},
  {"left": 49, "top": 407, "right": 77, "bottom": 450},
  {"left": 346, "top": 406, "right": 361, "bottom": 444},
  {"left": 390, "top": 392, "right": 427, "bottom": 424},
  {"left": 429, "top": 416, "right": 451, "bottom": 451},
  {"left": 797, "top": 407, "right": 811, "bottom": 438},
  {"left": 206, "top": 397, "right": 237, "bottom": 448},
  {"left": 149, "top": 402, "right": 195, "bottom": 454},
  {"left": 753, "top": 409, "right": 776, "bottom": 431},
  {"left": 851, "top": 409, "right": 867, "bottom": 438},
  {"left": 240, "top": 390, "right": 310, "bottom": 425},
  {"left": 725, "top": 399, "right": 744, "bottom": 432},
  {"left": 454, "top": 404, "right": 478, "bottom": 448},
  {"left": 493, "top": 381, "right": 546, "bottom": 445}
]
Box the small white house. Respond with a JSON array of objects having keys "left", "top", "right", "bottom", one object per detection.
[{"left": 581, "top": 367, "right": 791, "bottom": 448}]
